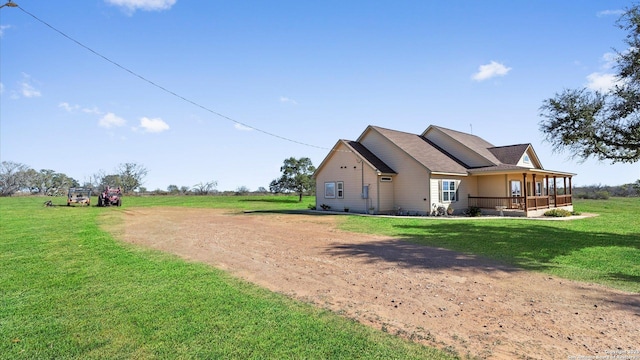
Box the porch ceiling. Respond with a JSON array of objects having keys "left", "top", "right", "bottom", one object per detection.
[{"left": 468, "top": 165, "right": 575, "bottom": 177}]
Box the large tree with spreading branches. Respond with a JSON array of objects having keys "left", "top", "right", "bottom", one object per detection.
[
  {"left": 270, "top": 157, "right": 315, "bottom": 201},
  {"left": 539, "top": 4, "right": 640, "bottom": 164}
]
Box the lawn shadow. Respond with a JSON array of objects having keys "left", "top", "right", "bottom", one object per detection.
[
  {"left": 240, "top": 198, "right": 304, "bottom": 204},
  {"left": 325, "top": 238, "right": 521, "bottom": 273},
  {"left": 388, "top": 221, "right": 640, "bottom": 290}
]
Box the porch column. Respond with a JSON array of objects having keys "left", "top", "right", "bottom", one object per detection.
[
  {"left": 522, "top": 173, "right": 528, "bottom": 215},
  {"left": 545, "top": 175, "right": 549, "bottom": 196},
  {"left": 553, "top": 176, "right": 557, "bottom": 208},
  {"left": 532, "top": 174, "right": 537, "bottom": 209},
  {"left": 568, "top": 176, "right": 573, "bottom": 205}
]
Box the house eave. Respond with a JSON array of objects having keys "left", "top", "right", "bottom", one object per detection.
[
  {"left": 468, "top": 167, "right": 576, "bottom": 177},
  {"left": 431, "top": 171, "right": 468, "bottom": 177}
]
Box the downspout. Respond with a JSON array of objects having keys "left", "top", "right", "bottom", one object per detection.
[{"left": 376, "top": 173, "right": 380, "bottom": 214}]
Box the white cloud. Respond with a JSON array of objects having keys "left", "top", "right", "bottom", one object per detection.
[
  {"left": 597, "top": 9, "right": 624, "bottom": 17},
  {"left": 0, "top": 25, "right": 10, "bottom": 38},
  {"left": 138, "top": 117, "right": 169, "bottom": 133},
  {"left": 82, "top": 106, "right": 102, "bottom": 114},
  {"left": 105, "top": 0, "right": 176, "bottom": 14},
  {"left": 59, "top": 102, "right": 80, "bottom": 112},
  {"left": 472, "top": 61, "right": 512, "bottom": 81},
  {"left": 234, "top": 123, "right": 253, "bottom": 131},
  {"left": 18, "top": 73, "right": 41, "bottom": 98},
  {"left": 601, "top": 52, "right": 619, "bottom": 69},
  {"left": 99, "top": 112, "right": 127, "bottom": 128},
  {"left": 59, "top": 102, "right": 103, "bottom": 114},
  {"left": 279, "top": 96, "right": 298, "bottom": 105},
  {"left": 585, "top": 72, "right": 620, "bottom": 92}
]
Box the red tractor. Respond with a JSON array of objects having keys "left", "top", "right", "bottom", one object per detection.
[{"left": 97, "top": 186, "right": 122, "bottom": 207}]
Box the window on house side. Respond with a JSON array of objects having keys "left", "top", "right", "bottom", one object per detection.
[
  {"left": 442, "top": 180, "right": 457, "bottom": 202},
  {"left": 337, "top": 181, "right": 344, "bottom": 199},
  {"left": 325, "top": 182, "right": 336, "bottom": 198}
]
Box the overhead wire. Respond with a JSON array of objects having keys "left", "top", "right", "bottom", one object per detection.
[{"left": 11, "top": 4, "right": 334, "bottom": 151}]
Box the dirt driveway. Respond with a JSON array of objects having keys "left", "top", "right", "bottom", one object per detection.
[{"left": 114, "top": 208, "right": 639, "bottom": 359}]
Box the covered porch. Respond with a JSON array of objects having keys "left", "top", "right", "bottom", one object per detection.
[{"left": 467, "top": 169, "right": 575, "bottom": 217}]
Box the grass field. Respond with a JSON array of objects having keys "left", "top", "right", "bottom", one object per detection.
[
  {"left": 1, "top": 195, "right": 638, "bottom": 359},
  {"left": 338, "top": 197, "right": 640, "bottom": 293},
  {"left": 0, "top": 195, "right": 454, "bottom": 359}
]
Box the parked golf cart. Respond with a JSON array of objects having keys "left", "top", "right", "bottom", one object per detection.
[
  {"left": 97, "top": 186, "right": 122, "bottom": 207},
  {"left": 67, "top": 187, "right": 92, "bottom": 206}
]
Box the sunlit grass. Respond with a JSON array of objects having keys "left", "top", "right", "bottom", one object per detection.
[
  {"left": 0, "top": 196, "right": 452, "bottom": 359},
  {"left": 338, "top": 197, "right": 640, "bottom": 292}
]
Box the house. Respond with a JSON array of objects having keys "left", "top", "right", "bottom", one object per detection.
[{"left": 313, "top": 125, "right": 575, "bottom": 217}]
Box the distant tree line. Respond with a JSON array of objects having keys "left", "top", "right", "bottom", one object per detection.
[
  {"left": 1, "top": 156, "right": 317, "bottom": 199},
  {"left": 0, "top": 161, "right": 148, "bottom": 197},
  {"left": 573, "top": 181, "right": 640, "bottom": 200}
]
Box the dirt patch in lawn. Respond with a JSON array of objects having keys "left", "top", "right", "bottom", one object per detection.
[{"left": 111, "top": 208, "right": 639, "bottom": 359}]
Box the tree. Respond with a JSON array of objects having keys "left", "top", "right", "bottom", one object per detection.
[
  {"left": 28, "top": 169, "right": 77, "bottom": 196},
  {"left": 192, "top": 181, "right": 217, "bottom": 195},
  {"left": 0, "top": 161, "right": 30, "bottom": 196},
  {"left": 115, "top": 163, "right": 148, "bottom": 193},
  {"left": 235, "top": 186, "right": 250, "bottom": 195},
  {"left": 167, "top": 184, "right": 180, "bottom": 194},
  {"left": 270, "top": 157, "right": 315, "bottom": 202},
  {"left": 539, "top": 4, "right": 640, "bottom": 164}
]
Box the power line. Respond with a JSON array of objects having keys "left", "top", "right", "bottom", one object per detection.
[{"left": 10, "top": 4, "right": 330, "bottom": 150}]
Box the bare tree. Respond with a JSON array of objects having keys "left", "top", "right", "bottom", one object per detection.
[
  {"left": 0, "top": 161, "right": 30, "bottom": 196},
  {"left": 192, "top": 181, "right": 217, "bottom": 195},
  {"left": 115, "top": 163, "right": 148, "bottom": 193}
]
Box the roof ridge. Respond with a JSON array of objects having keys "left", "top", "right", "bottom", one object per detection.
[
  {"left": 489, "top": 143, "right": 530, "bottom": 149},
  {"left": 369, "top": 125, "right": 419, "bottom": 137}
]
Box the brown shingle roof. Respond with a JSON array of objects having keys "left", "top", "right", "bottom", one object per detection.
[
  {"left": 488, "top": 144, "right": 530, "bottom": 165},
  {"left": 370, "top": 126, "right": 468, "bottom": 174},
  {"left": 427, "top": 125, "right": 502, "bottom": 165},
  {"left": 346, "top": 140, "right": 396, "bottom": 174}
]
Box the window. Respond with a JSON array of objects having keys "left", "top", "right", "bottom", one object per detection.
[
  {"left": 510, "top": 180, "right": 522, "bottom": 208},
  {"left": 535, "top": 182, "right": 542, "bottom": 196},
  {"left": 523, "top": 155, "right": 530, "bottom": 164},
  {"left": 324, "top": 182, "right": 335, "bottom": 198},
  {"left": 380, "top": 177, "right": 392, "bottom": 182},
  {"left": 337, "top": 181, "right": 344, "bottom": 199},
  {"left": 442, "top": 180, "right": 457, "bottom": 202}
]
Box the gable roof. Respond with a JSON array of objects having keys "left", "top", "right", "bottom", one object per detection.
[
  {"left": 423, "top": 125, "right": 502, "bottom": 166},
  {"left": 488, "top": 144, "right": 531, "bottom": 165},
  {"left": 312, "top": 139, "right": 396, "bottom": 178},
  {"left": 317, "top": 124, "right": 574, "bottom": 179},
  {"left": 346, "top": 141, "right": 396, "bottom": 174},
  {"left": 363, "top": 126, "right": 468, "bottom": 174}
]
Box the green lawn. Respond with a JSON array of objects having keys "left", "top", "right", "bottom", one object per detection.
[
  {"left": 0, "top": 196, "right": 453, "bottom": 359},
  {"left": 2, "top": 195, "right": 638, "bottom": 359},
  {"left": 338, "top": 197, "right": 640, "bottom": 292}
]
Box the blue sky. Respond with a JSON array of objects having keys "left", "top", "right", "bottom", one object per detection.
[{"left": 1, "top": 0, "right": 639, "bottom": 191}]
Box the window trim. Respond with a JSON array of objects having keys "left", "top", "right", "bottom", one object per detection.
[
  {"left": 336, "top": 181, "right": 344, "bottom": 199},
  {"left": 441, "top": 179, "right": 457, "bottom": 203},
  {"left": 324, "top": 182, "right": 336, "bottom": 199},
  {"left": 380, "top": 177, "right": 392, "bottom": 182},
  {"left": 535, "top": 181, "right": 542, "bottom": 196}
]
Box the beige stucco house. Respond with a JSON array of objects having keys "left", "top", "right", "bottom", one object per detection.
[{"left": 313, "top": 125, "right": 575, "bottom": 217}]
